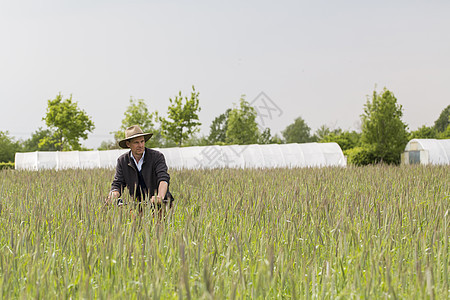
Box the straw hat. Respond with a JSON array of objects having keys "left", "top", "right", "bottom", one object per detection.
[{"left": 118, "top": 125, "right": 153, "bottom": 148}]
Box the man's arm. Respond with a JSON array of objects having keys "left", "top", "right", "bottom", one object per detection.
[
  {"left": 152, "top": 151, "right": 170, "bottom": 204},
  {"left": 106, "top": 157, "right": 126, "bottom": 205},
  {"left": 154, "top": 151, "right": 170, "bottom": 187},
  {"left": 152, "top": 181, "right": 168, "bottom": 204}
]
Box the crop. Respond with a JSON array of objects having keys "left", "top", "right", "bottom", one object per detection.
[{"left": 0, "top": 165, "right": 448, "bottom": 298}]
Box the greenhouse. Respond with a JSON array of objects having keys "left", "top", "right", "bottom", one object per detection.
[
  {"left": 401, "top": 138, "right": 450, "bottom": 165},
  {"left": 14, "top": 142, "right": 346, "bottom": 171}
]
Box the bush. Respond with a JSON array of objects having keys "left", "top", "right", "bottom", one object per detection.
[
  {"left": 345, "top": 146, "right": 401, "bottom": 166},
  {"left": 0, "top": 162, "right": 14, "bottom": 170},
  {"left": 344, "top": 147, "right": 376, "bottom": 166}
]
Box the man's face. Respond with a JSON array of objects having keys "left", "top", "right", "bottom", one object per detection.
[{"left": 126, "top": 136, "right": 146, "bottom": 157}]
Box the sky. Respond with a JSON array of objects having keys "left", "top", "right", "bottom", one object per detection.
[{"left": 1, "top": 0, "right": 449, "bottom": 149}]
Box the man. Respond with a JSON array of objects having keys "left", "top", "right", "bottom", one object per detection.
[{"left": 106, "top": 125, "right": 173, "bottom": 208}]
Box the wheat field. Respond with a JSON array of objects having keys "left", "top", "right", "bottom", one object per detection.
[{"left": 0, "top": 165, "right": 448, "bottom": 299}]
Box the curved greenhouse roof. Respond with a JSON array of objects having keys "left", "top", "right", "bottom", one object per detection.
[
  {"left": 15, "top": 142, "right": 346, "bottom": 171},
  {"left": 402, "top": 139, "right": 450, "bottom": 165}
]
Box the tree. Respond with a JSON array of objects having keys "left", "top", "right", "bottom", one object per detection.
[
  {"left": 160, "top": 86, "right": 201, "bottom": 146},
  {"left": 21, "top": 127, "right": 58, "bottom": 152},
  {"left": 97, "top": 140, "right": 118, "bottom": 151},
  {"left": 313, "top": 125, "right": 342, "bottom": 141},
  {"left": 226, "top": 96, "right": 260, "bottom": 145},
  {"left": 282, "top": 116, "right": 312, "bottom": 143},
  {"left": 0, "top": 131, "right": 21, "bottom": 162},
  {"left": 42, "top": 93, "right": 95, "bottom": 151},
  {"left": 409, "top": 125, "right": 437, "bottom": 140},
  {"left": 434, "top": 104, "right": 450, "bottom": 133},
  {"left": 320, "top": 130, "right": 361, "bottom": 151},
  {"left": 257, "top": 128, "right": 284, "bottom": 144},
  {"left": 184, "top": 134, "right": 209, "bottom": 147},
  {"left": 258, "top": 128, "right": 272, "bottom": 144},
  {"left": 360, "top": 88, "right": 408, "bottom": 164},
  {"left": 438, "top": 124, "right": 450, "bottom": 139},
  {"left": 113, "top": 97, "right": 161, "bottom": 147},
  {"left": 257, "top": 128, "right": 283, "bottom": 144},
  {"left": 208, "top": 109, "right": 231, "bottom": 144}
]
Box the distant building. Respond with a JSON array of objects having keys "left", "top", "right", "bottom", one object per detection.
[{"left": 401, "top": 139, "right": 450, "bottom": 165}]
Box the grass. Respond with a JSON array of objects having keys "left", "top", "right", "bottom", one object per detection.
[{"left": 0, "top": 165, "right": 448, "bottom": 298}]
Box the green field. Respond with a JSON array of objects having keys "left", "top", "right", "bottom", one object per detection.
[{"left": 0, "top": 166, "right": 448, "bottom": 299}]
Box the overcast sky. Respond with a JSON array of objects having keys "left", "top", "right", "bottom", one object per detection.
[{"left": 1, "top": 0, "right": 449, "bottom": 148}]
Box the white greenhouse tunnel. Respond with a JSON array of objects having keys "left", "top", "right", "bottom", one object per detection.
[
  {"left": 14, "top": 143, "right": 346, "bottom": 171},
  {"left": 401, "top": 139, "right": 450, "bottom": 165}
]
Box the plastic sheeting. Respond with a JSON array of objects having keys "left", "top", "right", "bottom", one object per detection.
[
  {"left": 402, "top": 139, "right": 450, "bottom": 165},
  {"left": 14, "top": 143, "right": 346, "bottom": 170}
]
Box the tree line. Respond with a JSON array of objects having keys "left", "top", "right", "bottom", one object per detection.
[{"left": 1, "top": 87, "right": 449, "bottom": 166}]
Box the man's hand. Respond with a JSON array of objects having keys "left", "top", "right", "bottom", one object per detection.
[
  {"left": 105, "top": 190, "right": 120, "bottom": 206},
  {"left": 150, "top": 195, "right": 163, "bottom": 204}
]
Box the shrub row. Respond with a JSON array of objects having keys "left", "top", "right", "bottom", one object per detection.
[
  {"left": 344, "top": 147, "right": 402, "bottom": 166},
  {"left": 0, "top": 162, "right": 14, "bottom": 170}
]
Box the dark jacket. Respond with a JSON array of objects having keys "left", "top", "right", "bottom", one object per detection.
[{"left": 111, "top": 148, "right": 172, "bottom": 200}]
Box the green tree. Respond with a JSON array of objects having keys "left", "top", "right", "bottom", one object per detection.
[
  {"left": 320, "top": 130, "right": 361, "bottom": 151},
  {"left": 360, "top": 88, "right": 408, "bottom": 164},
  {"left": 438, "top": 124, "right": 450, "bottom": 139},
  {"left": 160, "top": 86, "right": 201, "bottom": 146},
  {"left": 208, "top": 109, "right": 231, "bottom": 144},
  {"left": 270, "top": 133, "right": 284, "bottom": 144},
  {"left": 97, "top": 140, "right": 118, "bottom": 151},
  {"left": 226, "top": 96, "right": 260, "bottom": 145},
  {"left": 434, "top": 104, "right": 450, "bottom": 133},
  {"left": 113, "top": 97, "right": 161, "bottom": 147},
  {"left": 282, "top": 116, "right": 312, "bottom": 143},
  {"left": 409, "top": 125, "right": 437, "bottom": 140},
  {"left": 184, "top": 134, "right": 209, "bottom": 147},
  {"left": 258, "top": 128, "right": 283, "bottom": 144},
  {"left": 258, "top": 128, "right": 272, "bottom": 144},
  {"left": 0, "top": 131, "right": 21, "bottom": 162},
  {"left": 22, "top": 127, "right": 58, "bottom": 152},
  {"left": 42, "top": 93, "right": 95, "bottom": 151},
  {"left": 313, "top": 125, "right": 342, "bottom": 141}
]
